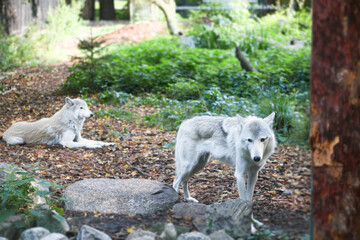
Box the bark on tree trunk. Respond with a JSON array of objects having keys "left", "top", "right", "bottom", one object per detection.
[
  {"left": 82, "top": 0, "right": 95, "bottom": 20},
  {"left": 100, "top": 0, "right": 116, "bottom": 20},
  {"left": 311, "top": 1, "right": 360, "bottom": 239},
  {"left": 152, "top": 0, "right": 181, "bottom": 36},
  {"left": 0, "top": 0, "right": 15, "bottom": 34}
]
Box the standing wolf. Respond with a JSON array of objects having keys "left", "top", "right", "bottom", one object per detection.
[
  {"left": 3, "top": 97, "right": 115, "bottom": 148},
  {"left": 173, "top": 113, "right": 276, "bottom": 203}
]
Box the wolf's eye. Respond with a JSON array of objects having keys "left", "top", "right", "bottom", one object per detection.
[
  {"left": 80, "top": 107, "right": 83, "bottom": 109},
  {"left": 247, "top": 139, "right": 253, "bottom": 143},
  {"left": 260, "top": 138, "right": 266, "bottom": 142}
]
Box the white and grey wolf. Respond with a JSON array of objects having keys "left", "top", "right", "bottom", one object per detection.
[
  {"left": 3, "top": 97, "right": 115, "bottom": 148},
  {"left": 172, "top": 113, "right": 276, "bottom": 228}
]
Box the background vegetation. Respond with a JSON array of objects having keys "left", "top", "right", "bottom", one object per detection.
[
  {"left": 64, "top": 6, "right": 311, "bottom": 145},
  {"left": 0, "top": 2, "right": 311, "bottom": 145}
]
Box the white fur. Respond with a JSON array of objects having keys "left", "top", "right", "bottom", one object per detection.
[
  {"left": 3, "top": 97, "right": 115, "bottom": 148},
  {"left": 172, "top": 112, "right": 276, "bottom": 231}
]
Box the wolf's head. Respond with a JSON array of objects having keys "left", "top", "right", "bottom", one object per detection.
[
  {"left": 65, "top": 97, "right": 93, "bottom": 120},
  {"left": 238, "top": 112, "right": 276, "bottom": 163}
]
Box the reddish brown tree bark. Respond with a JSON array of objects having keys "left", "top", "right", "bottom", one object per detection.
[{"left": 311, "top": 1, "right": 360, "bottom": 240}]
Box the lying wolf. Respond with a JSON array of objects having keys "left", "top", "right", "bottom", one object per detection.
[
  {"left": 173, "top": 113, "right": 276, "bottom": 202},
  {"left": 3, "top": 97, "right": 115, "bottom": 148}
]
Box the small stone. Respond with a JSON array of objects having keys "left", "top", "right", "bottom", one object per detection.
[
  {"left": 20, "top": 227, "right": 50, "bottom": 240},
  {"left": 126, "top": 229, "right": 157, "bottom": 240},
  {"left": 40, "top": 233, "right": 68, "bottom": 240},
  {"left": 159, "top": 223, "right": 177, "bottom": 240},
  {"left": 77, "top": 225, "right": 112, "bottom": 240},
  {"left": 209, "top": 230, "right": 233, "bottom": 240},
  {"left": 177, "top": 232, "right": 210, "bottom": 240}
]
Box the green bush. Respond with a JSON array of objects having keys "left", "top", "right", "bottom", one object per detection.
[
  {"left": 0, "top": 30, "right": 34, "bottom": 70},
  {"left": 62, "top": 8, "right": 311, "bottom": 144},
  {"left": 0, "top": 164, "right": 65, "bottom": 226}
]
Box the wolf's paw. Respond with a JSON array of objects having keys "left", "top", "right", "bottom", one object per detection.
[
  {"left": 251, "top": 223, "right": 257, "bottom": 234},
  {"left": 104, "top": 142, "right": 116, "bottom": 146},
  {"left": 185, "top": 197, "right": 199, "bottom": 203},
  {"left": 252, "top": 217, "right": 263, "bottom": 227}
]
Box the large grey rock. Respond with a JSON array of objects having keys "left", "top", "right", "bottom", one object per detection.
[
  {"left": 20, "top": 227, "right": 50, "bottom": 240},
  {"left": 40, "top": 233, "right": 68, "bottom": 240},
  {"left": 177, "top": 232, "right": 210, "bottom": 240},
  {"left": 125, "top": 229, "right": 157, "bottom": 240},
  {"left": 63, "top": 178, "right": 179, "bottom": 215},
  {"left": 205, "top": 199, "right": 252, "bottom": 237},
  {"left": 77, "top": 225, "right": 112, "bottom": 240},
  {"left": 0, "top": 237, "right": 9, "bottom": 240}
]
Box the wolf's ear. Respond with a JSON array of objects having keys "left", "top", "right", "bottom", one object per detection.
[
  {"left": 236, "top": 114, "right": 246, "bottom": 125},
  {"left": 264, "top": 112, "right": 275, "bottom": 128},
  {"left": 65, "top": 97, "right": 74, "bottom": 107}
]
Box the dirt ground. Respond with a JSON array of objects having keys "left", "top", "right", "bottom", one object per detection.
[{"left": 0, "top": 22, "right": 311, "bottom": 239}]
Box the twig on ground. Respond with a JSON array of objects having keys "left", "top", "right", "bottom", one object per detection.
[
  {"left": 1, "top": 87, "right": 16, "bottom": 95},
  {"left": 126, "top": 161, "right": 153, "bottom": 178}
]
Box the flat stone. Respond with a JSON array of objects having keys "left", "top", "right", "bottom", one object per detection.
[{"left": 63, "top": 178, "right": 179, "bottom": 215}]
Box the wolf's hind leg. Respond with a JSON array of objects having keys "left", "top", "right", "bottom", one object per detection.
[
  {"left": 183, "top": 180, "right": 199, "bottom": 203},
  {"left": 5, "top": 136, "right": 25, "bottom": 145},
  {"left": 172, "top": 175, "right": 182, "bottom": 192},
  {"left": 175, "top": 152, "right": 210, "bottom": 202}
]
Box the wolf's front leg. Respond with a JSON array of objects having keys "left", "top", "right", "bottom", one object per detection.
[
  {"left": 76, "top": 132, "right": 115, "bottom": 147},
  {"left": 247, "top": 170, "right": 263, "bottom": 232},
  {"left": 246, "top": 170, "right": 259, "bottom": 201},
  {"left": 235, "top": 168, "right": 247, "bottom": 200}
]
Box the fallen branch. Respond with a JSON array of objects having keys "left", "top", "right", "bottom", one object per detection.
[
  {"left": 235, "top": 47, "right": 258, "bottom": 72},
  {"left": 126, "top": 161, "right": 153, "bottom": 178},
  {"left": 1, "top": 87, "right": 16, "bottom": 95}
]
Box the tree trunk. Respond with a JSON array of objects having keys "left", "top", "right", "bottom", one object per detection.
[
  {"left": 152, "top": 0, "right": 181, "bottom": 36},
  {"left": 100, "top": 0, "right": 116, "bottom": 20},
  {"left": 82, "top": 0, "right": 95, "bottom": 20},
  {"left": 0, "top": 0, "right": 15, "bottom": 34},
  {"left": 311, "top": 1, "right": 360, "bottom": 240}
]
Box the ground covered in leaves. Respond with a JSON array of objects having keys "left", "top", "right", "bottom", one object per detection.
[{"left": 0, "top": 65, "right": 311, "bottom": 239}]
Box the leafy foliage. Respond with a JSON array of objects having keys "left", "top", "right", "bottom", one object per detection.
[
  {"left": 63, "top": 36, "right": 110, "bottom": 94},
  {"left": 0, "top": 28, "right": 34, "bottom": 70},
  {"left": 61, "top": 7, "right": 311, "bottom": 144},
  {"left": 0, "top": 164, "right": 65, "bottom": 226}
]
